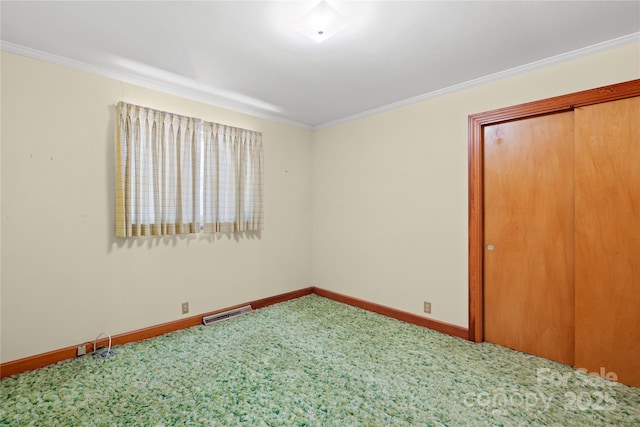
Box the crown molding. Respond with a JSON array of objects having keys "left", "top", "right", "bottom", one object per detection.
[
  {"left": 0, "top": 41, "right": 312, "bottom": 130},
  {"left": 313, "top": 32, "right": 640, "bottom": 130},
  {"left": 2, "top": 32, "right": 638, "bottom": 131}
]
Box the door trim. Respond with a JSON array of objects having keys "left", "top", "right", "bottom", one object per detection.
[{"left": 468, "top": 79, "right": 640, "bottom": 343}]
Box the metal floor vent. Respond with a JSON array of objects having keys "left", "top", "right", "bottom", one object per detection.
[{"left": 203, "top": 305, "right": 253, "bottom": 326}]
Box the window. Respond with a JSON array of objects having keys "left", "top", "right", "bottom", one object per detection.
[{"left": 115, "top": 102, "right": 263, "bottom": 237}]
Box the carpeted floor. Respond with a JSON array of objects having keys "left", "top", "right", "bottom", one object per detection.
[{"left": 1, "top": 295, "right": 639, "bottom": 426}]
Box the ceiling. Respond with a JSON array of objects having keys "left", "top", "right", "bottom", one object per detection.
[{"left": 1, "top": 1, "right": 639, "bottom": 128}]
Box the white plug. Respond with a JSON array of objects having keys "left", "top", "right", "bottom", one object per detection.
[{"left": 77, "top": 345, "right": 87, "bottom": 357}]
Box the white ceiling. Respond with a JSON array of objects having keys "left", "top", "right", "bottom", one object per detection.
[{"left": 2, "top": 1, "right": 639, "bottom": 128}]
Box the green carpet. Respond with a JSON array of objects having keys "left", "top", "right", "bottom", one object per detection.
[{"left": 1, "top": 295, "right": 639, "bottom": 426}]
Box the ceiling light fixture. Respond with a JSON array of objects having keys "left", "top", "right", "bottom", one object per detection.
[{"left": 293, "top": 1, "right": 350, "bottom": 43}]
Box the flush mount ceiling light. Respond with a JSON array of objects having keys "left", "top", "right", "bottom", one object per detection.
[{"left": 293, "top": 1, "right": 350, "bottom": 43}]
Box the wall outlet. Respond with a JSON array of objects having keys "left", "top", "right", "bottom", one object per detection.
[
  {"left": 182, "top": 302, "right": 189, "bottom": 314},
  {"left": 77, "top": 345, "right": 87, "bottom": 357},
  {"left": 423, "top": 301, "right": 432, "bottom": 314}
]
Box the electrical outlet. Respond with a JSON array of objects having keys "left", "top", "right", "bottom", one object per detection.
[
  {"left": 182, "top": 302, "right": 189, "bottom": 314},
  {"left": 77, "top": 345, "right": 87, "bottom": 357},
  {"left": 423, "top": 301, "right": 432, "bottom": 314}
]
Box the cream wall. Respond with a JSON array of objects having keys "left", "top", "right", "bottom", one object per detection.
[
  {"left": 312, "top": 42, "right": 640, "bottom": 328},
  {"left": 0, "top": 52, "right": 313, "bottom": 363},
  {"left": 2, "top": 41, "right": 639, "bottom": 364}
]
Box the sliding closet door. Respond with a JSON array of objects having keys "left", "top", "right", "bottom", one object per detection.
[
  {"left": 575, "top": 97, "right": 640, "bottom": 388},
  {"left": 484, "top": 112, "right": 575, "bottom": 365}
]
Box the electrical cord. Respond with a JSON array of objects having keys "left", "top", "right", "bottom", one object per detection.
[{"left": 93, "top": 332, "right": 116, "bottom": 359}]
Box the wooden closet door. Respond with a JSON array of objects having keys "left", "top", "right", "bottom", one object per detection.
[
  {"left": 484, "top": 112, "right": 575, "bottom": 365},
  {"left": 575, "top": 97, "right": 640, "bottom": 388}
]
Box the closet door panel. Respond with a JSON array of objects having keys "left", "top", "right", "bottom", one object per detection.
[
  {"left": 484, "top": 113, "right": 575, "bottom": 365},
  {"left": 575, "top": 97, "right": 640, "bottom": 388}
]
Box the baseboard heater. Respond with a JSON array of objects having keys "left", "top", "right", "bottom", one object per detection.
[{"left": 202, "top": 305, "right": 253, "bottom": 326}]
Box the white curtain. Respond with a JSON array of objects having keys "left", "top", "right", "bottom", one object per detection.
[
  {"left": 202, "top": 122, "right": 264, "bottom": 233},
  {"left": 116, "top": 102, "right": 263, "bottom": 237},
  {"left": 116, "top": 102, "right": 201, "bottom": 237}
]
